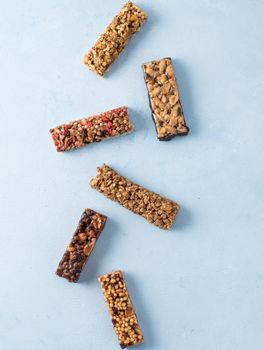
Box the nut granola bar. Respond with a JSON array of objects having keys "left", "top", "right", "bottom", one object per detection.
[
  {"left": 50, "top": 107, "right": 132, "bottom": 152},
  {"left": 99, "top": 270, "right": 143, "bottom": 349},
  {"left": 90, "top": 164, "right": 179, "bottom": 229},
  {"left": 142, "top": 57, "right": 189, "bottom": 140},
  {"left": 56, "top": 208, "right": 107, "bottom": 282},
  {"left": 84, "top": 1, "right": 147, "bottom": 76}
]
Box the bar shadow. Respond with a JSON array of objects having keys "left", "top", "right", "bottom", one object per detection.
[
  {"left": 106, "top": 4, "right": 157, "bottom": 78},
  {"left": 172, "top": 59, "right": 198, "bottom": 137},
  {"left": 124, "top": 272, "right": 157, "bottom": 349},
  {"left": 171, "top": 205, "right": 193, "bottom": 232},
  {"left": 79, "top": 218, "right": 118, "bottom": 283},
  {"left": 127, "top": 106, "right": 149, "bottom": 141}
]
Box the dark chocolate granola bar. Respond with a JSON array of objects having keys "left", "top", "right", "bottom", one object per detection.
[
  {"left": 50, "top": 107, "right": 132, "bottom": 152},
  {"left": 84, "top": 2, "right": 147, "bottom": 76},
  {"left": 90, "top": 164, "right": 180, "bottom": 229},
  {"left": 56, "top": 209, "right": 107, "bottom": 282},
  {"left": 142, "top": 57, "right": 189, "bottom": 140},
  {"left": 99, "top": 270, "right": 143, "bottom": 348}
]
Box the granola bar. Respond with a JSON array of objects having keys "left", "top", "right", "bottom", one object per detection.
[
  {"left": 90, "top": 164, "right": 179, "bottom": 229},
  {"left": 56, "top": 209, "right": 107, "bottom": 282},
  {"left": 142, "top": 57, "right": 189, "bottom": 140},
  {"left": 50, "top": 107, "right": 132, "bottom": 152},
  {"left": 99, "top": 270, "right": 143, "bottom": 349},
  {"left": 84, "top": 1, "right": 147, "bottom": 76}
]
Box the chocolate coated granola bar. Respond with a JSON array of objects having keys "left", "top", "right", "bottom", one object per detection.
[
  {"left": 56, "top": 209, "right": 107, "bottom": 282},
  {"left": 142, "top": 57, "right": 189, "bottom": 140},
  {"left": 99, "top": 270, "right": 143, "bottom": 349},
  {"left": 84, "top": 2, "right": 147, "bottom": 76},
  {"left": 90, "top": 164, "right": 179, "bottom": 229},
  {"left": 50, "top": 107, "right": 132, "bottom": 152}
]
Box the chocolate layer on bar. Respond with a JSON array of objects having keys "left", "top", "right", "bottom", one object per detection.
[
  {"left": 56, "top": 209, "right": 107, "bottom": 282},
  {"left": 84, "top": 2, "right": 147, "bottom": 76},
  {"left": 50, "top": 107, "right": 132, "bottom": 152},
  {"left": 142, "top": 57, "right": 189, "bottom": 140},
  {"left": 90, "top": 164, "right": 179, "bottom": 229},
  {"left": 99, "top": 270, "right": 143, "bottom": 349}
]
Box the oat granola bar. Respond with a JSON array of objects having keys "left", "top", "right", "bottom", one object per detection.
[
  {"left": 84, "top": 1, "right": 147, "bottom": 76},
  {"left": 90, "top": 164, "right": 179, "bottom": 229},
  {"left": 50, "top": 107, "right": 132, "bottom": 152},
  {"left": 56, "top": 209, "right": 107, "bottom": 282},
  {"left": 142, "top": 57, "right": 189, "bottom": 140},
  {"left": 99, "top": 270, "right": 143, "bottom": 349}
]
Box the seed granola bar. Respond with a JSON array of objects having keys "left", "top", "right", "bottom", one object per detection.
[
  {"left": 142, "top": 57, "right": 189, "bottom": 140},
  {"left": 90, "top": 164, "right": 180, "bottom": 229},
  {"left": 56, "top": 208, "right": 107, "bottom": 282},
  {"left": 50, "top": 107, "right": 132, "bottom": 152},
  {"left": 99, "top": 270, "right": 143, "bottom": 349},
  {"left": 84, "top": 1, "right": 148, "bottom": 76}
]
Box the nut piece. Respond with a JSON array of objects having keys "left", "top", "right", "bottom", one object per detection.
[
  {"left": 78, "top": 233, "right": 87, "bottom": 243},
  {"left": 84, "top": 239, "right": 96, "bottom": 256},
  {"left": 142, "top": 57, "right": 189, "bottom": 140},
  {"left": 83, "top": 244, "right": 92, "bottom": 256},
  {"left": 67, "top": 244, "right": 74, "bottom": 252}
]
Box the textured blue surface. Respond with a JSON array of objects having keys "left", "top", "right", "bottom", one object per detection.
[{"left": 0, "top": 1, "right": 263, "bottom": 349}]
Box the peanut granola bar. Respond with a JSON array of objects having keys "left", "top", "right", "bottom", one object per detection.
[
  {"left": 142, "top": 57, "right": 189, "bottom": 140},
  {"left": 50, "top": 107, "right": 132, "bottom": 152},
  {"left": 90, "top": 164, "right": 180, "bottom": 229},
  {"left": 99, "top": 270, "right": 143, "bottom": 349},
  {"left": 84, "top": 1, "right": 147, "bottom": 76},
  {"left": 56, "top": 209, "right": 107, "bottom": 282}
]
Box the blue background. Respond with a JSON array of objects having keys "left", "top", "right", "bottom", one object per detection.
[{"left": 0, "top": 1, "right": 263, "bottom": 349}]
